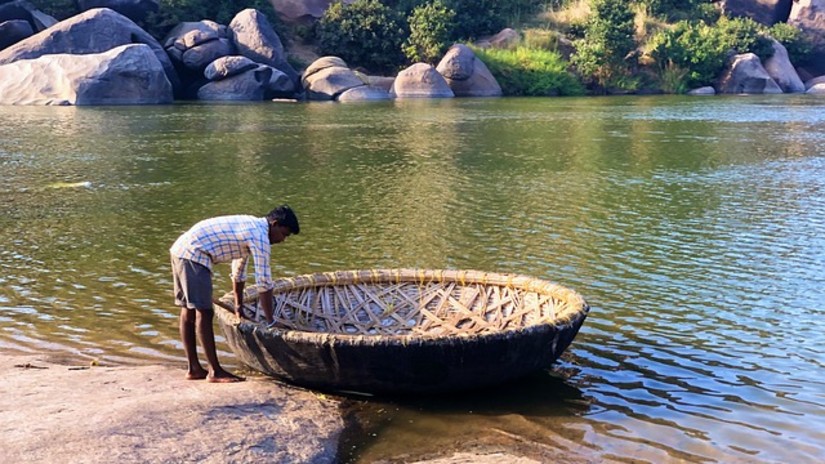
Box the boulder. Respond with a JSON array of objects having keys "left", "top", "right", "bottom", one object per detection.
[
  {"left": 0, "top": 8, "right": 179, "bottom": 92},
  {"left": 436, "top": 44, "right": 502, "bottom": 97},
  {"left": 229, "top": 8, "right": 299, "bottom": 86},
  {"left": 391, "top": 63, "right": 455, "bottom": 99},
  {"left": 76, "top": 0, "right": 158, "bottom": 23},
  {"left": 804, "top": 74, "right": 825, "bottom": 88},
  {"left": 302, "top": 55, "right": 348, "bottom": 83},
  {"left": 0, "top": 19, "right": 33, "bottom": 49},
  {"left": 719, "top": 0, "right": 793, "bottom": 25},
  {"left": 488, "top": 28, "right": 519, "bottom": 49},
  {"left": 806, "top": 82, "right": 825, "bottom": 92},
  {"left": 763, "top": 39, "right": 805, "bottom": 92},
  {"left": 0, "top": 0, "right": 56, "bottom": 32},
  {"left": 687, "top": 86, "right": 716, "bottom": 95},
  {"left": 789, "top": 0, "right": 825, "bottom": 76},
  {"left": 337, "top": 85, "right": 391, "bottom": 102},
  {"left": 270, "top": 0, "right": 354, "bottom": 24},
  {"left": 0, "top": 43, "right": 172, "bottom": 105},
  {"left": 181, "top": 36, "right": 233, "bottom": 72},
  {"left": 362, "top": 74, "right": 395, "bottom": 92},
  {"left": 162, "top": 20, "right": 227, "bottom": 50},
  {"left": 303, "top": 64, "right": 365, "bottom": 100},
  {"left": 197, "top": 66, "right": 272, "bottom": 101},
  {"left": 717, "top": 53, "right": 783, "bottom": 94},
  {"left": 204, "top": 55, "right": 258, "bottom": 81}
]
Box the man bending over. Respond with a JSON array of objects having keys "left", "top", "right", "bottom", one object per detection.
[{"left": 170, "top": 205, "right": 300, "bottom": 382}]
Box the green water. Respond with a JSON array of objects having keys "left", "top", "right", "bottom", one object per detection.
[{"left": 1, "top": 96, "right": 823, "bottom": 463}]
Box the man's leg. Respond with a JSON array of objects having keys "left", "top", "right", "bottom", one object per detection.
[
  {"left": 180, "top": 307, "right": 208, "bottom": 380},
  {"left": 196, "top": 308, "right": 244, "bottom": 383}
]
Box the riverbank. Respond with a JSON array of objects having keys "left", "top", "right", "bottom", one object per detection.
[
  {"left": 1, "top": 353, "right": 343, "bottom": 463},
  {"left": 2, "top": 353, "right": 553, "bottom": 463}
]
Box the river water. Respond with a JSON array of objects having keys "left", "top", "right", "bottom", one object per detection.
[{"left": 1, "top": 96, "right": 823, "bottom": 463}]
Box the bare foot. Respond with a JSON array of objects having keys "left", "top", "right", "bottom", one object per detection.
[
  {"left": 186, "top": 368, "right": 208, "bottom": 380},
  {"left": 208, "top": 371, "right": 245, "bottom": 383}
]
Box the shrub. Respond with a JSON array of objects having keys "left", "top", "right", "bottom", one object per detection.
[
  {"left": 769, "top": 22, "right": 814, "bottom": 66},
  {"left": 571, "top": 0, "right": 637, "bottom": 90},
  {"left": 403, "top": 0, "right": 456, "bottom": 63},
  {"left": 317, "top": 0, "right": 407, "bottom": 73},
  {"left": 474, "top": 46, "right": 585, "bottom": 96},
  {"left": 646, "top": 16, "right": 773, "bottom": 89}
]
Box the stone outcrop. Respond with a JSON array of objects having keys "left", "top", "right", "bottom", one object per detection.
[
  {"left": 204, "top": 55, "right": 258, "bottom": 81},
  {"left": 76, "top": 0, "right": 158, "bottom": 24},
  {"left": 805, "top": 74, "right": 825, "bottom": 88},
  {"left": 806, "top": 82, "right": 825, "bottom": 92},
  {"left": 229, "top": 8, "right": 298, "bottom": 88},
  {"left": 763, "top": 39, "right": 805, "bottom": 93},
  {"left": 391, "top": 63, "right": 454, "bottom": 99},
  {"left": 716, "top": 53, "right": 783, "bottom": 94},
  {"left": 0, "top": 44, "right": 173, "bottom": 105},
  {"left": 0, "top": 8, "right": 179, "bottom": 92},
  {"left": 436, "top": 44, "right": 502, "bottom": 97},
  {"left": 718, "top": 0, "right": 793, "bottom": 25}
]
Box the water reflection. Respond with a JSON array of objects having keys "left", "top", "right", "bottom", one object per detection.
[{"left": 1, "top": 97, "right": 824, "bottom": 463}]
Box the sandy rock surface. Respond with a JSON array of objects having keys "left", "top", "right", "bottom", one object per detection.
[{"left": 1, "top": 354, "right": 343, "bottom": 463}]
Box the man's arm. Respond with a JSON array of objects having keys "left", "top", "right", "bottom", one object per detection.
[{"left": 233, "top": 280, "right": 245, "bottom": 319}]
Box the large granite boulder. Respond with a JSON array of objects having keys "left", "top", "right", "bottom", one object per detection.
[
  {"left": 229, "top": 8, "right": 298, "bottom": 87},
  {"left": 718, "top": 0, "right": 793, "bottom": 25},
  {"left": 197, "top": 65, "right": 272, "bottom": 101},
  {"left": 76, "top": 0, "right": 158, "bottom": 23},
  {"left": 806, "top": 82, "right": 825, "bottom": 92},
  {"left": 763, "top": 39, "right": 805, "bottom": 92},
  {"left": 804, "top": 74, "right": 825, "bottom": 88},
  {"left": 716, "top": 53, "right": 783, "bottom": 94},
  {"left": 0, "top": 43, "right": 172, "bottom": 105},
  {"left": 204, "top": 55, "right": 294, "bottom": 99},
  {"left": 436, "top": 44, "right": 502, "bottom": 97},
  {"left": 302, "top": 60, "right": 365, "bottom": 100},
  {"left": 0, "top": 19, "right": 33, "bottom": 49},
  {"left": 163, "top": 21, "right": 232, "bottom": 69},
  {"left": 0, "top": 8, "right": 179, "bottom": 92},
  {"left": 687, "top": 86, "right": 716, "bottom": 95},
  {"left": 391, "top": 63, "right": 455, "bottom": 99},
  {"left": 789, "top": 0, "right": 825, "bottom": 76}
]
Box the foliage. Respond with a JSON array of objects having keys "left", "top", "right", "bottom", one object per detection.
[
  {"left": 637, "top": 0, "right": 711, "bottom": 21},
  {"left": 571, "top": 0, "right": 637, "bottom": 90},
  {"left": 145, "top": 0, "right": 278, "bottom": 38},
  {"left": 646, "top": 16, "right": 774, "bottom": 89},
  {"left": 317, "top": 0, "right": 407, "bottom": 73},
  {"left": 403, "top": 0, "right": 456, "bottom": 63},
  {"left": 768, "top": 23, "right": 814, "bottom": 66},
  {"left": 474, "top": 46, "right": 585, "bottom": 96}
]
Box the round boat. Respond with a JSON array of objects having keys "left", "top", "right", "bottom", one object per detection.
[{"left": 214, "top": 269, "right": 589, "bottom": 394}]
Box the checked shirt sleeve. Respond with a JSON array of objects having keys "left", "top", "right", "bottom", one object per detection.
[
  {"left": 250, "top": 240, "right": 273, "bottom": 291},
  {"left": 230, "top": 256, "right": 249, "bottom": 283}
]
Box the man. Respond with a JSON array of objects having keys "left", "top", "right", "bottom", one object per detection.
[{"left": 170, "top": 205, "right": 300, "bottom": 382}]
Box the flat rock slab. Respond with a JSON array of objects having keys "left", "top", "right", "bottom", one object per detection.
[{"left": 0, "top": 354, "right": 343, "bottom": 463}]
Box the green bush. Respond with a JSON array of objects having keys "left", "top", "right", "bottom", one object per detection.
[
  {"left": 571, "top": 0, "right": 637, "bottom": 90},
  {"left": 30, "top": 0, "right": 78, "bottom": 20},
  {"left": 317, "top": 0, "right": 407, "bottom": 73},
  {"left": 647, "top": 16, "right": 774, "bottom": 89},
  {"left": 403, "top": 0, "right": 456, "bottom": 63},
  {"left": 769, "top": 22, "right": 814, "bottom": 66},
  {"left": 474, "top": 46, "right": 585, "bottom": 96}
]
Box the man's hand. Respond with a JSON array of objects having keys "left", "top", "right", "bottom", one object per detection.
[
  {"left": 233, "top": 280, "right": 246, "bottom": 320},
  {"left": 259, "top": 288, "right": 274, "bottom": 324}
]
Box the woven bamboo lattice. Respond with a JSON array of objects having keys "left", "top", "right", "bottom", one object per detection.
[{"left": 234, "top": 269, "right": 588, "bottom": 337}]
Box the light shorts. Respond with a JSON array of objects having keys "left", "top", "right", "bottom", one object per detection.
[{"left": 171, "top": 255, "right": 213, "bottom": 311}]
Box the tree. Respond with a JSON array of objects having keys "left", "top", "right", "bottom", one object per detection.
[
  {"left": 403, "top": 0, "right": 456, "bottom": 63},
  {"left": 572, "top": 0, "right": 637, "bottom": 90}
]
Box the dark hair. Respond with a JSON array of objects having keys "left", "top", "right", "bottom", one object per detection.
[{"left": 266, "top": 205, "right": 300, "bottom": 234}]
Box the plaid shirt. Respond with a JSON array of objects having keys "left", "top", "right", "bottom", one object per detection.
[{"left": 170, "top": 215, "right": 273, "bottom": 291}]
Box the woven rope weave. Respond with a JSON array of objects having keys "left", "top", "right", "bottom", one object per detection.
[{"left": 239, "top": 269, "right": 588, "bottom": 337}]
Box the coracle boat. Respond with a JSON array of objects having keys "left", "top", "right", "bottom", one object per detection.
[{"left": 214, "top": 269, "right": 589, "bottom": 394}]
